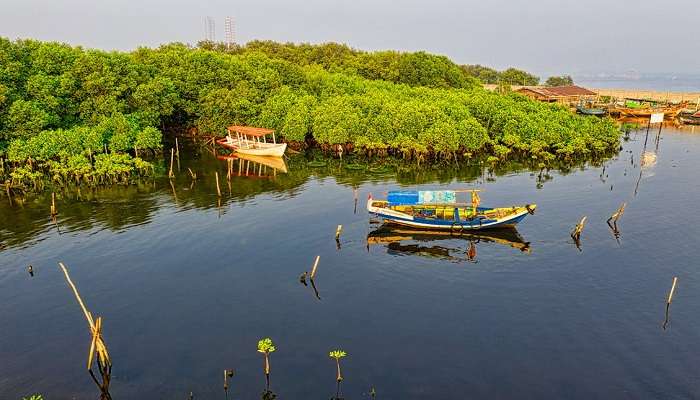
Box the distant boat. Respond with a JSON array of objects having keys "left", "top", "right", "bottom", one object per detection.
[
  {"left": 216, "top": 125, "right": 287, "bottom": 157},
  {"left": 367, "top": 189, "right": 536, "bottom": 231},
  {"left": 679, "top": 111, "right": 700, "bottom": 125},
  {"left": 576, "top": 105, "right": 607, "bottom": 116},
  {"left": 613, "top": 102, "right": 685, "bottom": 118}
]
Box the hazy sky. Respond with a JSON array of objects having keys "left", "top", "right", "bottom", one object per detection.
[{"left": 2, "top": 0, "right": 699, "bottom": 76}]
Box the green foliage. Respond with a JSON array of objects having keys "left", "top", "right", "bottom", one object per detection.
[
  {"left": 0, "top": 37, "right": 619, "bottom": 190},
  {"left": 4, "top": 99, "right": 50, "bottom": 140},
  {"left": 236, "top": 41, "right": 480, "bottom": 90},
  {"left": 499, "top": 68, "right": 540, "bottom": 85},
  {"left": 545, "top": 75, "right": 574, "bottom": 87},
  {"left": 461, "top": 64, "right": 540, "bottom": 86},
  {"left": 329, "top": 349, "right": 347, "bottom": 359},
  {"left": 257, "top": 338, "right": 276, "bottom": 354},
  {"left": 134, "top": 126, "right": 162, "bottom": 152},
  {"left": 22, "top": 395, "right": 44, "bottom": 400},
  {"left": 312, "top": 96, "right": 361, "bottom": 144},
  {"left": 460, "top": 64, "right": 500, "bottom": 84}
]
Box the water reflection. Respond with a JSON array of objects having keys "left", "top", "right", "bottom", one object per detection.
[
  {"left": 0, "top": 136, "right": 616, "bottom": 251},
  {"left": 367, "top": 226, "right": 530, "bottom": 262}
]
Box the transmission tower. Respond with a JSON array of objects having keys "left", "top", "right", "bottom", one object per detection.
[
  {"left": 204, "top": 16, "right": 216, "bottom": 42},
  {"left": 224, "top": 16, "right": 235, "bottom": 47}
]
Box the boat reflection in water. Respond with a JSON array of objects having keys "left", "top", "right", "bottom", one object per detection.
[
  {"left": 217, "top": 152, "right": 288, "bottom": 178},
  {"left": 367, "top": 226, "right": 531, "bottom": 262}
]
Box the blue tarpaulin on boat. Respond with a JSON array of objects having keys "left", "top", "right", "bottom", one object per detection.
[
  {"left": 387, "top": 191, "right": 420, "bottom": 205},
  {"left": 387, "top": 190, "right": 456, "bottom": 205}
]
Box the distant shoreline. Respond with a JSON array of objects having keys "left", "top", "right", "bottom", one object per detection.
[{"left": 484, "top": 84, "right": 700, "bottom": 103}]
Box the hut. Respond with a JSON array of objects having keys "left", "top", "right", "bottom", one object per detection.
[{"left": 516, "top": 85, "right": 597, "bottom": 105}]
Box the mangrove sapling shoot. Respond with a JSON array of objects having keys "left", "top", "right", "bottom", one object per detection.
[
  {"left": 257, "top": 338, "right": 276, "bottom": 389},
  {"left": 329, "top": 349, "right": 348, "bottom": 399}
]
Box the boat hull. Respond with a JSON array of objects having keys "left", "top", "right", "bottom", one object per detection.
[
  {"left": 216, "top": 138, "right": 287, "bottom": 157},
  {"left": 576, "top": 106, "right": 607, "bottom": 116},
  {"left": 367, "top": 198, "right": 534, "bottom": 231},
  {"left": 679, "top": 116, "right": 700, "bottom": 125}
]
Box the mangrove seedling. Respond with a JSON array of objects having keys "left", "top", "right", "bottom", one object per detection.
[
  {"left": 257, "top": 338, "right": 276, "bottom": 387},
  {"left": 329, "top": 349, "right": 347, "bottom": 381}
]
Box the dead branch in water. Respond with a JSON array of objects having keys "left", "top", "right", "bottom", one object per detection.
[{"left": 58, "top": 262, "right": 113, "bottom": 400}]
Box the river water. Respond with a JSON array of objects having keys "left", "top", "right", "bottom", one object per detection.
[{"left": 1, "top": 125, "right": 700, "bottom": 399}]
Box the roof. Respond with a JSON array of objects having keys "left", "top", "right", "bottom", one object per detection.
[
  {"left": 227, "top": 125, "right": 275, "bottom": 137},
  {"left": 517, "top": 85, "right": 597, "bottom": 98}
]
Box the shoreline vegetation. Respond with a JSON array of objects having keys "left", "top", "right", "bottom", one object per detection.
[{"left": 0, "top": 38, "right": 621, "bottom": 193}]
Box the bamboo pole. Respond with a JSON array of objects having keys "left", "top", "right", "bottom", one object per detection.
[
  {"left": 175, "top": 137, "right": 180, "bottom": 157},
  {"left": 667, "top": 277, "right": 678, "bottom": 305},
  {"left": 310, "top": 256, "right": 320, "bottom": 279},
  {"left": 215, "top": 172, "right": 222, "bottom": 197},
  {"left": 58, "top": 262, "right": 95, "bottom": 329}
]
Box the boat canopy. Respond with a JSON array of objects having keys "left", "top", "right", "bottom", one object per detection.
[
  {"left": 387, "top": 190, "right": 457, "bottom": 205},
  {"left": 227, "top": 125, "right": 275, "bottom": 137}
]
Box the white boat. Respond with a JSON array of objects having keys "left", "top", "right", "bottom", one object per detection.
[{"left": 217, "top": 125, "right": 287, "bottom": 157}]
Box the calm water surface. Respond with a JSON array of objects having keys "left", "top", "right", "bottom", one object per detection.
[{"left": 2, "top": 127, "right": 700, "bottom": 399}]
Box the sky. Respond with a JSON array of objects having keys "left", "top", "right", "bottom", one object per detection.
[{"left": 2, "top": 0, "right": 699, "bottom": 77}]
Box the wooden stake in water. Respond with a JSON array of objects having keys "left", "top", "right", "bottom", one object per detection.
[
  {"left": 571, "top": 216, "right": 587, "bottom": 240},
  {"left": 663, "top": 276, "right": 679, "bottom": 330},
  {"left": 168, "top": 148, "right": 175, "bottom": 179},
  {"left": 223, "top": 369, "right": 234, "bottom": 397},
  {"left": 310, "top": 256, "right": 321, "bottom": 280},
  {"left": 50, "top": 192, "right": 58, "bottom": 217},
  {"left": 58, "top": 262, "right": 112, "bottom": 400},
  {"left": 667, "top": 277, "right": 678, "bottom": 305},
  {"left": 215, "top": 172, "right": 222, "bottom": 197},
  {"left": 335, "top": 225, "right": 343, "bottom": 240}
]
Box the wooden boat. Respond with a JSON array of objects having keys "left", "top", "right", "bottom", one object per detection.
[
  {"left": 576, "top": 105, "right": 607, "bottom": 116},
  {"left": 367, "top": 190, "right": 536, "bottom": 231},
  {"left": 678, "top": 110, "right": 700, "bottom": 125},
  {"left": 216, "top": 125, "right": 287, "bottom": 157},
  {"left": 679, "top": 115, "right": 700, "bottom": 125},
  {"left": 613, "top": 102, "right": 685, "bottom": 118},
  {"left": 367, "top": 226, "right": 531, "bottom": 254}
]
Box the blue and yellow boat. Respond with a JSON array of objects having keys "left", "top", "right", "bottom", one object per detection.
[{"left": 367, "top": 190, "right": 536, "bottom": 231}]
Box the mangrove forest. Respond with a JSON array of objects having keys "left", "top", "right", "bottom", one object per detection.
[{"left": 0, "top": 38, "right": 620, "bottom": 191}]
